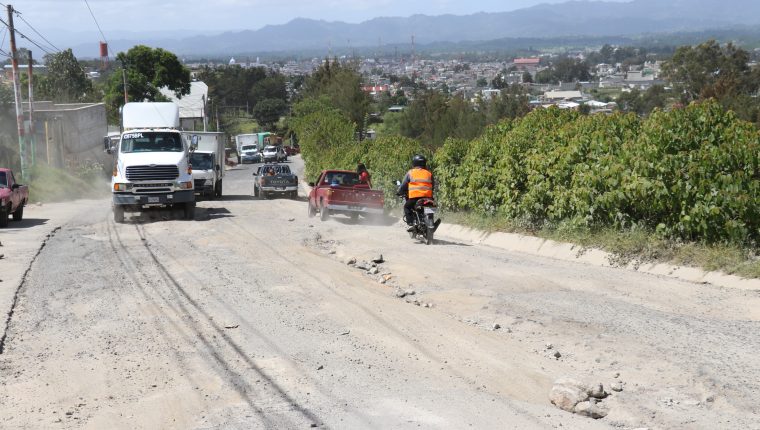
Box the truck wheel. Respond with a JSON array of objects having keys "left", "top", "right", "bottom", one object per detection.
[
  {"left": 215, "top": 180, "right": 223, "bottom": 198},
  {"left": 307, "top": 202, "right": 316, "bottom": 218},
  {"left": 350, "top": 212, "right": 359, "bottom": 223},
  {"left": 319, "top": 203, "right": 329, "bottom": 221},
  {"left": 183, "top": 202, "right": 196, "bottom": 220},
  {"left": 0, "top": 206, "right": 8, "bottom": 228},
  {"left": 12, "top": 202, "right": 24, "bottom": 221},
  {"left": 113, "top": 206, "right": 125, "bottom": 224},
  {"left": 253, "top": 186, "right": 259, "bottom": 198},
  {"left": 290, "top": 191, "right": 298, "bottom": 199}
]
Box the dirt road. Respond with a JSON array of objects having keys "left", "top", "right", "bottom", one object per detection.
[{"left": 1, "top": 156, "right": 758, "bottom": 429}]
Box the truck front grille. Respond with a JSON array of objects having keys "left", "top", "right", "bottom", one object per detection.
[{"left": 126, "top": 165, "right": 179, "bottom": 181}]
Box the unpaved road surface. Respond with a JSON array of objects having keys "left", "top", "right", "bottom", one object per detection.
[{"left": 1, "top": 156, "right": 758, "bottom": 429}]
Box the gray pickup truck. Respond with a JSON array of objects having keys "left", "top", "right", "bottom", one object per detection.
[{"left": 253, "top": 164, "right": 298, "bottom": 199}]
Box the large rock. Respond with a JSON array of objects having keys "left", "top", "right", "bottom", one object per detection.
[
  {"left": 574, "top": 401, "right": 609, "bottom": 419},
  {"left": 550, "top": 384, "right": 589, "bottom": 412},
  {"left": 550, "top": 378, "right": 609, "bottom": 417}
]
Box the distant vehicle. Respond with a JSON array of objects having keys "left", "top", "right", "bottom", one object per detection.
[
  {"left": 262, "top": 145, "right": 286, "bottom": 163},
  {"left": 185, "top": 131, "right": 225, "bottom": 199},
  {"left": 308, "top": 170, "right": 384, "bottom": 221},
  {"left": 285, "top": 144, "right": 300, "bottom": 156},
  {"left": 253, "top": 164, "right": 298, "bottom": 199},
  {"left": 239, "top": 144, "right": 261, "bottom": 164},
  {"left": 234, "top": 134, "right": 259, "bottom": 164},
  {"left": 0, "top": 168, "right": 28, "bottom": 228}
]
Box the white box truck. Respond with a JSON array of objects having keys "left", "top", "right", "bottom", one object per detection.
[
  {"left": 185, "top": 131, "right": 225, "bottom": 199},
  {"left": 110, "top": 102, "right": 195, "bottom": 223},
  {"left": 235, "top": 134, "right": 259, "bottom": 164}
]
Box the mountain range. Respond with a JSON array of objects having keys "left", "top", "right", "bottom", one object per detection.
[{"left": 55, "top": 0, "right": 760, "bottom": 58}]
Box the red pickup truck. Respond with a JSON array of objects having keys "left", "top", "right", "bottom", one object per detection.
[
  {"left": 0, "top": 168, "right": 28, "bottom": 227},
  {"left": 308, "top": 169, "right": 384, "bottom": 221}
]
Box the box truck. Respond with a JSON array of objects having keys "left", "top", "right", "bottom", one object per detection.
[{"left": 185, "top": 131, "right": 225, "bottom": 199}]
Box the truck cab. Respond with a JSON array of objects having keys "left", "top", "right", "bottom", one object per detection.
[{"left": 111, "top": 103, "right": 195, "bottom": 223}]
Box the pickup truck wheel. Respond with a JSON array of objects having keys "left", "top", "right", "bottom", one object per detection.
[
  {"left": 319, "top": 203, "right": 329, "bottom": 221},
  {"left": 0, "top": 206, "right": 9, "bottom": 228},
  {"left": 12, "top": 202, "right": 24, "bottom": 221},
  {"left": 215, "top": 180, "right": 223, "bottom": 198},
  {"left": 113, "top": 206, "right": 125, "bottom": 224},
  {"left": 290, "top": 191, "right": 298, "bottom": 199},
  {"left": 350, "top": 213, "right": 359, "bottom": 223},
  {"left": 183, "top": 202, "right": 196, "bottom": 220},
  {"left": 253, "top": 186, "right": 259, "bottom": 197},
  {"left": 307, "top": 202, "right": 316, "bottom": 218}
]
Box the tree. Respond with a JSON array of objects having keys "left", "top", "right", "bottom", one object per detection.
[
  {"left": 663, "top": 40, "right": 758, "bottom": 103},
  {"left": 522, "top": 71, "right": 533, "bottom": 84},
  {"left": 253, "top": 98, "right": 288, "bottom": 130},
  {"left": 616, "top": 85, "right": 670, "bottom": 116},
  {"left": 476, "top": 77, "right": 488, "bottom": 88},
  {"left": 535, "top": 57, "right": 591, "bottom": 84},
  {"left": 304, "top": 59, "right": 371, "bottom": 134},
  {"left": 104, "top": 45, "right": 191, "bottom": 122},
  {"left": 250, "top": 74, "right": 287, "bottom": 105},
  {"left": 34, "top": 49, "right": 95, "bottom": 103}
]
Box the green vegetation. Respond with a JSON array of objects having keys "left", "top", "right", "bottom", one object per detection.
[
  {"left": 438, "top": 102, "right": 760, "bottom": 247},
  {"left": 104, "top": 45, "right": 192, "bottom": 123},
  {"left": 197, "top": 64, "right": 289, "bottom": 134},
  {"left": 32, "top": 49, "right": 100, "bottom": 103},
  {"left": 535, "top": 57, "right": 591, "bottom": 84}
]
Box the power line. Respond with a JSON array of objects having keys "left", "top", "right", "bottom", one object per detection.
[
  {"left": 82, "top": 0, "right": 111, "bottom": 56},
  {"left": 0, "top": 16, "right": 55, "bottom": 56},
  {"left": 14, "top": 10, "right": 60, "bottom": 53}
]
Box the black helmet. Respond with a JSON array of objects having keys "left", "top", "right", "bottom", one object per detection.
[{"left": 412, "top": 154, "right": 427, "bottom": 168}]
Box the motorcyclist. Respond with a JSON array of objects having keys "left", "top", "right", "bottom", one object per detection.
[{"left": 397, "top": 154, "right": 434, "bottom": 232}]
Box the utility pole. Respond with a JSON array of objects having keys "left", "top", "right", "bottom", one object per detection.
[
  {"left": 7, "top": 4, "right": 26, "bottom": 180},
  {"left": 122, "top": 67, "right": 128, "bottom": 103},
  {"left": 27, "top": 50, "right": 36, "bottom": 169}
]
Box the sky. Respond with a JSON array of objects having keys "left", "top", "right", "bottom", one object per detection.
[{"left": 14, "top": 0, "right": 630, "bottom": 36}]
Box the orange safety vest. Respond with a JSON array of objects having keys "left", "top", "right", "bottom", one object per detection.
[{"left": 408, "top": 168, "right": 433, "bottom": 199}]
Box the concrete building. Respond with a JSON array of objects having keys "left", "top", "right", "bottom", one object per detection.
[{"left": 159, "top": 81, "right": 209, "bottom": 131}]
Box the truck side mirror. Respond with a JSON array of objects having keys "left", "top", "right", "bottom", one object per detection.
[
  {"left": 104, "top": 137, "right": 112, "bottom": 154},
  {"left": 215, "top": 164, "right": 221, "bottom": 172},
  {"left": 11, "top": 183, "right": 19, "bottom": 190},
  {"left": 190, "top": 135, "right": 199, "bottom": 151},
  {"left": 308, "top": 182, "right": 315, "bottom": 187}
]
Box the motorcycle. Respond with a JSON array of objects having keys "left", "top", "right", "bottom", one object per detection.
[{"left": 396, "top": 181, "right": 441, "bottom": 245}]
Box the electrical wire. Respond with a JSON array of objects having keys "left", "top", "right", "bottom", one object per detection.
[
  {"left": 83, "top": 0, "right": 111, "bottom": 57},
  {"left": 14, "top": 11, "right": 60, "bottom": 52},
  {"left": 0, "top": 16, "right": 54, "bottom": 56}
]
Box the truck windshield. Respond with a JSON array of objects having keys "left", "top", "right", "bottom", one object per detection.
[
  {"left": 190, "top": 153, "right": 213, "bottom": 170},
  {"left": 0, "top": 171, "right": 6, "bottom": 188},
  {"left": 120, "top": 132, "right": 183, "bottom": 153},
  {"left": 242, "top": 145, "right": 256, "bottom": 151}
]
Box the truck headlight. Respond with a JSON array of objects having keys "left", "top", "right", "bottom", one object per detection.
[
  {"left": 113, "top": 183, "right": 132, "bottom": 191},
  {"left": 178, "top": 181, "right": 193, "bottom": 190}
]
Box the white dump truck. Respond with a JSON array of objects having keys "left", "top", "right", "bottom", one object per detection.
[
  {"left": 185, "top": 131, "right": 225, "bottom": 199},
  {"left": 109, "top": 102, "right": 195, "bottom": 223}
]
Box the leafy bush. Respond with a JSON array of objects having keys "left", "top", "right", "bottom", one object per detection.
[{"left": 434, "top": 101, "right": 760, "bottom": 246}]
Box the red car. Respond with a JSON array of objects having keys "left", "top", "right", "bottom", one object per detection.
[
  {"left": 0, "top": 168, "right": 28, "bottom": 227},
  {"left": 285, "top": 144, "right": 300, "bottom": 156},
  {"left": 308, "top": 169, "right": 384, "bottom": 221}
]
